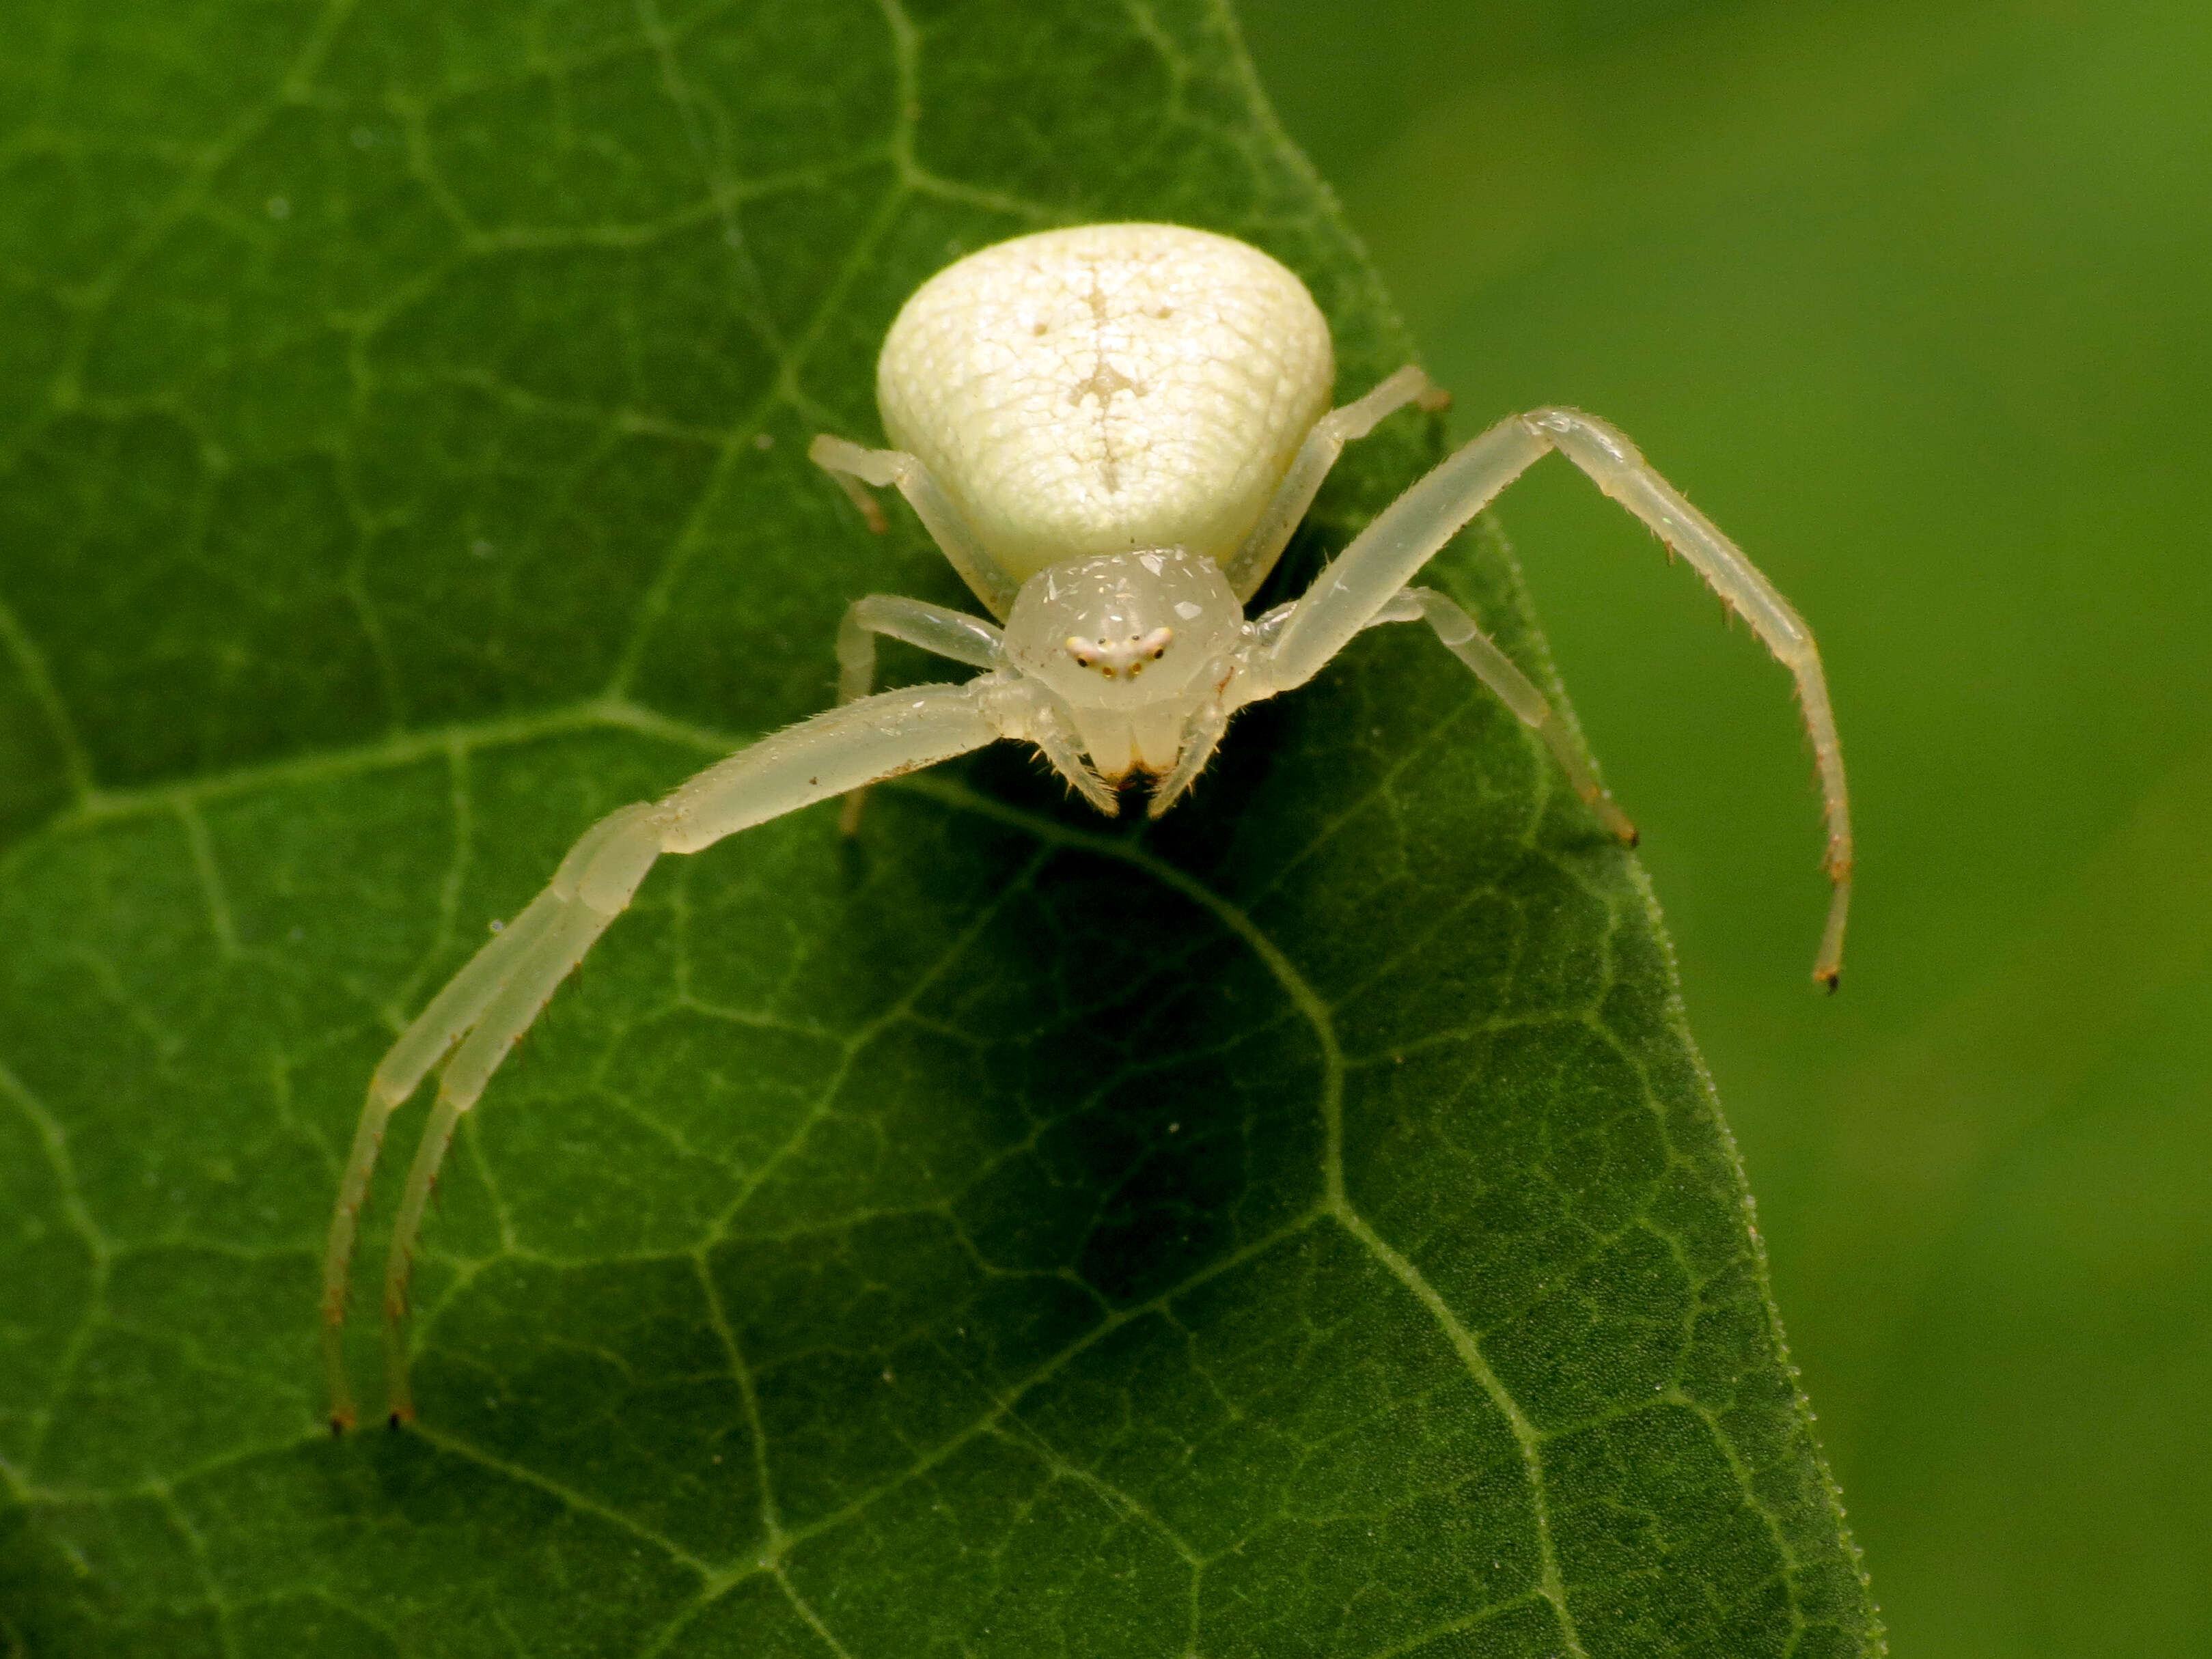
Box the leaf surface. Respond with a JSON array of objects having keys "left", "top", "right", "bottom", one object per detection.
[{"left": 0, "top": 1, "right": 1881, "bottom": 1654}]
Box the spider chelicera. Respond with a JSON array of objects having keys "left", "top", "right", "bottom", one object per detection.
[{"left": 322, "top": 221, "right": 1851, "bottom": 1430}]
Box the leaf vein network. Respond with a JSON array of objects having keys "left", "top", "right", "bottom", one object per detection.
[
  {"left": 8, "top": 685, "right": 1622, "bottom": 1656},
  {"left": 903, "top": 775, "right": 1595, "bottom": 1659},
  {"left": 1, "top": 658, "right": 1788, "bottom": 1625}
]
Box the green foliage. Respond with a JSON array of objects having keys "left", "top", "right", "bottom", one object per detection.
[{"left": 0, "top": 1, "right": 1879, "bottom": 1654}]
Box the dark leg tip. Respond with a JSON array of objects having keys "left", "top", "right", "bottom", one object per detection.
[{"left": 1817, "top": 970, "right": 1842, "bottom": 995}]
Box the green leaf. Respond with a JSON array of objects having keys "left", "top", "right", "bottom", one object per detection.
[{"left": 0, "top": 0, "right": 1881, "bottom": 1654}]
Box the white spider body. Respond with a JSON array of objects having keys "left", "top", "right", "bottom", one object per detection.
[
  {"left": 877, "top": 223, "right": 1333, "bottom": 587},
  {"left": 324, "top": 223, "right": 1857, "bottom": 1431}
]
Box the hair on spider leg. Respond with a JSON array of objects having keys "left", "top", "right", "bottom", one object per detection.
[{"left": 1022, "top": 746, "right": 1120, "bottom": 816}]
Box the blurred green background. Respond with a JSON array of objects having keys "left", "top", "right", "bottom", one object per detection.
[{"left": 1236, "top": 0, "right": 2212, "bottom": 1651}]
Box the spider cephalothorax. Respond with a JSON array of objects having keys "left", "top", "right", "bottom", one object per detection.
[{"left": 999, "top": 547, "right": 1244, "bottom": 790}]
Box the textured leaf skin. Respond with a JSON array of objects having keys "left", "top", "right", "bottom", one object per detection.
[{"left": 0, "top": 1, "right": 1881, "bottom": 1656}]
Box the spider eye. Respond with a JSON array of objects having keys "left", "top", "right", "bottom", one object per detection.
[{"left": 1061, "top": 625, "right": 1174, "bottom": 682}]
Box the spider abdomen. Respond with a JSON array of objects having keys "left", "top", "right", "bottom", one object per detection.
[{"left": 876, "top": 223, "right": 1333, "bottom": 582}]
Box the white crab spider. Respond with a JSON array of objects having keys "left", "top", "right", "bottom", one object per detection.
[{"left": 321, "top": 222, "right": 1851, "bottom": 1430}]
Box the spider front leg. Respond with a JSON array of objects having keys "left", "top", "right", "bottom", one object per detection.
[
  {"left": 1254, "top": 407, "right": 1851, "bottom": 988},
  {"left": 834, "top": 595, "right": 1004, "bottom": 832},
  {"left": 323, "top": 678, "right": 1012, "bottom": 1431}
]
